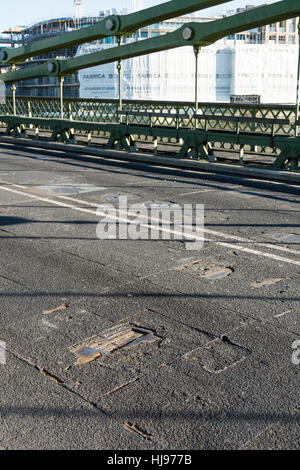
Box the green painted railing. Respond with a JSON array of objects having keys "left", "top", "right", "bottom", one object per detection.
[
  {"left": 0, "top": 96, "right": 299, "bottom": 171},
  {"left": 0, "top": 96, "right": 296, "bottom": 137}
]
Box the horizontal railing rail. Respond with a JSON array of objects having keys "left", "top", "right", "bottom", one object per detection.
[
  {"left": 0, "top": 97, "right": 299, "bottom": 172},
  {"left": 0, "top": 97, "right": 296, "bottom": 136}
]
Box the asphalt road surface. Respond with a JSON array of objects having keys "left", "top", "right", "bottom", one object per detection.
[{"left": 0, "top": 141, "right": 299, "bottom": 450}]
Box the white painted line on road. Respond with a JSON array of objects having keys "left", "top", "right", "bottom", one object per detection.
[
  {"left": 51, "top": 191, "right": 300, "bottom": 257},
  {"left": 204, "top": 228, "right": 300, "bottom": 256},
  {"left": 215, "top": 241, "right": 300, "bottom": 266},
  {"left": 178, "top": 189, "right": 215, "bottom": 196},
  {"left": 0, "top": 184, "right": 202, "bottom": 243},
  {"left": 1, "top": 183, "right": 300, "bottom": 267},
  {"left": 274, "top": 310, "right": 292, "bottom": 318}
]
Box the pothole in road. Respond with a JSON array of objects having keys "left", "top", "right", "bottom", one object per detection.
[
  {"left": 251, "top": 278, "right": 285, "bottom": 288},
  {"left": 36, "top": 184, "right": 106, "bottom": 196},
  {"left": 272, "top": 233, "right": 300, "bottom": 244},
  {"left": 104, "top": 194, "right": 127, "bottom": 202},
  {"left": 69, "top": 324, "right": 160, "bottom": 365},
  {"left": 144, "top": 201, "right": 178, "bottom": 209},
  {"left": 103, "top": 193, "right": 139, "bottom": 203},
  {"left": 201, "top": 267, "right": 234, "bottom": 280},
  {"left": 177, "top": 258, "right": 234, "bottom": 280}
]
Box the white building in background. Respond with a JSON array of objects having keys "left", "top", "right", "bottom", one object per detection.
[
  {"left": 77, "top": 8, "right": 299, "bottom": 104},
  {"left": 78, "top": 42, "right": 298, "bottom": 104}
]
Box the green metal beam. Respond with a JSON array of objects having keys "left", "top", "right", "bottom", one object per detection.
[
  {"left": 295, "top": 19, "right": 300, "bottom": 136},
  {"left": 1, "top": 0, "right": 299, "bottom": 84},
  {"left": 0, "top": 0, "right": 231, "bottom": 64}
]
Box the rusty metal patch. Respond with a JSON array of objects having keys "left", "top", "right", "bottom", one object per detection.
[
  {"left": 70, "top": 324, "right": 159, "bottom": 365},
  {"left": 43, "top": 304, "right": 69, "bottom": 315}
]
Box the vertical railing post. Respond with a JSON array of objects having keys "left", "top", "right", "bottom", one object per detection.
[
  {"left": 11, "top": 64, "right": 16, "bottom": 116},
  {"left": 193, "top": 46, "right": 200, "bottom": 129},
  {"left": 12, "top": 83, "right": 16, "bottom": 116},
  {"left": 295, "top": 20, "right": 300, "bottom": 136},
  {"left": 60, "top": 76, "right": 64, "bottom": 119},
  {"left": 117, "top": 36, "right": 123, "bottom": 123}
]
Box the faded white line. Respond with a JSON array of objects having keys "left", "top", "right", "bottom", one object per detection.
[
  {"left": 9, "top": 183, "right": 299, "bottom": 257},
  {"left": 1, "top": 183, "right": 300, "bottom": 267},
  {"left": 51, "top": 191, "right": 300, "bottom": 257},
  {"left": 179, "top": 189, "right": 214, "bottom": 196},
  {"left": 274, "top": 310, "right": 292, "bottom": 318},
  {"left": 0, "top": 184, "right": 203, "bottom": 242},
  {"left": 215, "top": 241, "right": 300, "bottom": 266}
]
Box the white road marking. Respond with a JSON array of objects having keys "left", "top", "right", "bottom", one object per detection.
[
  {"left": 178, "top": 189, "right": 214, "bottom": 196},
  {"left": 35, "top": 187, "right": 300, "bottom": 257},
  {"left": 274, "top": 310, "right": 292, "bottom": 318},
  {"left": 1, "top": 183, "right": 300, "bottom": 266},
  {"left": 0, "top": 184, "right": 203, "bottom": 242},
  {"left": 215, "top": 242, "right": 300, "bottom": 266}
]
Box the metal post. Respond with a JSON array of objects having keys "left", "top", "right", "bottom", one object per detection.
[
  {"left": 11, "top": 64, "right": 16, "bottom": 116},
  {"left": 295, "top": 20, "right": 300, "bottom": 136},
  {"left": 12, "top": 83, "right": 16, "bottom": 116},
  {"left": 194, "top": 46, "right": 201, "bottom": 129},
  {"left": 60, "top": 76, "right": 64, "bottom": 119},
  {"left": 117, "top": 36, "right": 123, "bottom": 123}
]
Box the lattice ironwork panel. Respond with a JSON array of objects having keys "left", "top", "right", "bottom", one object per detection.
[{"left": 0, "top": 97, "right": 295, "bottom": 142}]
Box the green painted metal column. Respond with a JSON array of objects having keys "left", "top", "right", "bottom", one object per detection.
[
  {"left": 117, "top": 36, "right": 123, "bottom": 123},
  {"left": 295, "top": 19, "right": 300, "bottom": 136},
  {"left": 60, "top": 76, "right": 64, "bottom": 119},
  {"left": 11, "top": 65, "right": 16, "bottom": 115},
  {"left": 193, "top": 45, "right": 201, "bottom": 129},
  {"left": 11, "top": 83, "right": 16, "bottom": 116}
]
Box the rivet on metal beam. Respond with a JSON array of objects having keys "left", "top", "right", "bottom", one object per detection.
[
  {"left": 0, "top": 50, "right": 7, "bottom": 61},
  {"left": 48, "top": 62, "right": 56, "bottom": 73},
  {"left": 105, "top": 19, "right": 115, "bottom": 31},
  {"left": 182, "top": 27, "right": 194, "bottom": 41}
]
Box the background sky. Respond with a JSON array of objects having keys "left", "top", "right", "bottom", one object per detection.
[{"left": 0, "top": 0, "right": 277, "bottom": 32}]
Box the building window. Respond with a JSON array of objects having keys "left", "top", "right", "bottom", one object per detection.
[
  {"left": 279, "top": 21, "right": 286, "bottom": 33},
  {"left": 289, "top": 19, "right": 296, "bottom": 33}
]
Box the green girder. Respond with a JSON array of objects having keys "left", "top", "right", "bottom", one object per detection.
[{"left": 1, "top": 0, "right": 299, "bottom": 83}]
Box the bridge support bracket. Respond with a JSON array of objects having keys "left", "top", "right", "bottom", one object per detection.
[
  {"left": 5, "top": 122, "right": 27, "bottom": 139},
  {"left": 50, "top": 127, "right": 76, "bottom": 144},
  {"left": 273, "top": 144, "right": 300, "bottom": 171},
  {"left": 178, "top": 136, "right": 216, "bottom": 162},
  {"left": 106, "top": 129, "right": 137, "bottom": 152}
]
